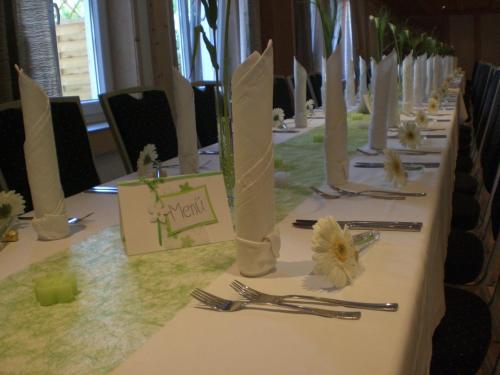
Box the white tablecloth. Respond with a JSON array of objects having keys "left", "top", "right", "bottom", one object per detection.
[{"left": 0, "top": 91, "right": 462, "bottom": 374}]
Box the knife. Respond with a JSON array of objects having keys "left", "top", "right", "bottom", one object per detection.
[
  {"left": 272, "top": 129, "right": 300, "bottom": 133},
  {"left": 198, "top": 150, "right": 219, "bottom": 155},
  {"left": 293, "top": 220, "right": 422, "bottom": 231},
  {"left": 354, "top": 162, "right": 440, "bottom": 168},
  {"left": 388, "top": 134, "right": 447, "bottom": 139},
  {"left": 85, "top": 186, "right": 118, "bottom": 194}
]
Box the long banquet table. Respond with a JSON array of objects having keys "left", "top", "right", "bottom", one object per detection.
[{"left": 0, "top": 81, "right": 465, "bottom": 375}]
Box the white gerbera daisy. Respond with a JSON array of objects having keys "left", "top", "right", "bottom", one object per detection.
[
  {"left": 311, "top": 216, "right": 362, "bottom": 289},
  {"left": 415, "top": 110, "right": 429, "bottom": 128},
  {"left": 137, "top": 144, "right": 159, "bottom": 177},
  {"left": 305, "top": 99, "right": 315, "bottom": 116},
  {"left": 272, "top": 108, "right": 285, "bottom": 128},
  {"left": 383, "top": 149, "right": 407, "bottom": 187},
  {"left": 0, "top": 190, "right": 25, "bottom": 219},
  {"left": 428, "top": 97, "right": 439, "bottom": 115},
  {"left": 398, "top": 122, "right": 421, "bottom": 149}
]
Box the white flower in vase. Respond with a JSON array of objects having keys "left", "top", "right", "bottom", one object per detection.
[
  {"left": 428, "top": 97, "right": 440, "bottom": 115},
  {"left": 272, "top": 107, "right": 285, "bottom": 128},
  {"left": 398, "top": 121, "right": 421, "bottom": 149},
  {"left": 137, "top": 144, "right": 159, "bottom": 177},
  {"left": 383, "top": 149, "right": 407, "bottom": 187},
  {"left": 305, "top": 99, "right": 315, "bottom": 117},
  {"left": 0, "top": 190, "right": 25, "bottom": 220},
  {"left": 415, "top": 110, "right": 429, "bottom": 128},
  {"left": 311, "top": 216, "right": 362, "bottom": 289}
]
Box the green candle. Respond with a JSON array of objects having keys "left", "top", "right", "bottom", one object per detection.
[{"left": 34, "top": 273, "right": 78, "bottom": 306}]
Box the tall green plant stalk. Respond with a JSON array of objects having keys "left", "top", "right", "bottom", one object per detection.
[
  {"left": 192, "top": 0, "right": 234, "bottom": 199},
  {"left": 313, "top": 0, "right": 341, "bottom": 58},
  {"left": 369, "top": 7, "right": 390, "bottom": 62}
]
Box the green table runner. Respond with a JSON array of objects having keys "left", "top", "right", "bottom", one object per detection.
[{"left": 0, "top": 116, "right": 369, "bottom": 374}]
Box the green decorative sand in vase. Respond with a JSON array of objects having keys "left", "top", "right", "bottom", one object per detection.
[{"left": 218, "top": 115, "right": 235, "bottom": 205}]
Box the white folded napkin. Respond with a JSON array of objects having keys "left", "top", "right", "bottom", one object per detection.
[
  {"left": 321, "top": 57, "right": 327, "bottom": 110},
  {"left": 386, "top": 51, "right": 400, "bottom": 129},
  {"left": 345, "top": 58, "right": 356, "bottom": 108},
  {"left": 368, "top": 52, "right": 395, "bottom": 149},
  {"left": 356, "top": 56, "right": 369, "bottom": 113},
  {"left": 16, "top": 67, "right": 69, "bottom": 240},
  {"left": 325, "top": 46, "right": 348, "bottom": 185},
  {"left": 402, "top": 53, "right": 414, "bottom": 114},
  {"left": 413, "top": 54, "right": 425, "bottom": 108},
  {"left": 369, "top": 57, "right": 377, "bottom": 94},
  {"left": 425, "top": 56, "right": 434, "bottom": 98},
  {"left": 293, "top": 57, "right": 308, "bottom": 128},
  {"left": 172, "top": 68, "right": 199, "bottom": 174},
  {"left": 233, "top": 41, "right": 280, "bottom": 277},
  {"left": 432, "top": 55, "right": 440, "bottom": 91}
]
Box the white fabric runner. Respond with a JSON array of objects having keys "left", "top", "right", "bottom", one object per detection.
[
  {"left": 293, "top": 57, "right": 308, "bottom": 128},
  {"left": 324, "top": 46, "right": 348, "bottom": 185},
  {"left": 233, "top": 41, "right": 280, "bottom": 277},
  {"left": 16, "top": 67, "right": 69, "bottom": 240},
  {"left": 173, "top": 68, "right": 199, "bottom": 174},
  {"left": 357, "top": 56, "right": 369, "bottom": 113}
]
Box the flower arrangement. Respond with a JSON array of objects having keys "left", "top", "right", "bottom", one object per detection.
[
  {"left": 311, "top": 216, "right": 362, "bottom": 289},
  {"left": 272, "top": 107, "right": 285, "bottom": 128},
  {"left": 398, "top": 121, "right": 421, "bottom": 149},
  {"left": 137, "top": 144, "right": 159, "bottom": 178},
  {"left": 383, "top": 149, "right": 407, "bottom": 187},
  {"left": 415, "top": 109, "right": 429, "bottom": 128},
  {"left": 0, "top": 190, "right": 25, "bottom": 220},
  {"left": 428, "top": 97, "right": 439, "bottom": 115},
  {"left": 305, "top": 99, "right": 315, "bottom": 117}
]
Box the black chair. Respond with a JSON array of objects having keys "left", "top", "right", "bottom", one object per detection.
[
  {"left": 0, "top": 97, "right": 100, "bottom": 212},
  {"left": 99, "top": 88, "right": 178, "bottom": 174},
  {"left": 308, "top": 73, "right": 322, "bottom": 107},
  {"left": 192, "top": 82, "right": 219, "bottom": 147},
  {"left": 273, "top": 76, "right": 294, "bottom": 119}
]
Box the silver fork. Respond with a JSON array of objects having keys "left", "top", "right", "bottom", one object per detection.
[
  {"left": 230, "top": 281, "right": 398, "bottom": 312},
  {"left": 310, "top": 186, "right": 405, "bottom": 200},
  {"left": 191, "top": 289, "right": 361, "bottom": 319},
  {"left": 331, "top": 185, "right": 426, "bottom": 198}
]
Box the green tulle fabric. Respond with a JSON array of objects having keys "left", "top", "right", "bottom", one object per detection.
[{"left": 0, "top": 116, "right": 369, "bottom": 374}]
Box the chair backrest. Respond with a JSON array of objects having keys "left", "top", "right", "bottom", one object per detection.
[
  {"left": 273, "top": 76, "right": 294, "bottom": 119},
  {"left": 472, "top": 63, "right": 493, "bottom": 121},
  {"left": 288, "top": 75, "right": 317, "bottom": 106},
  {"left": 308, "top": 73, "right": 322, "bottom": 107},
  {"left": 99, "top": 87, "right": 178, "bottom": 173},
  {"left": 192, "top": 84, "right": 219, "bottom": 147},
  {"left": 0, "top": 97, "right": 100, "bottom": 212},
  {"left": 480, "top": 84, "right": 500, "bottom": 194},
  {"left": 476, "top": 68, "right": 500, "bottom": 149}
]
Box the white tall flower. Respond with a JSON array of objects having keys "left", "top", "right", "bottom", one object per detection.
[
  {"left": 415, "top": 110, "right": 429, "bottom": 128},
  {"left": 428, "top": 97, "right": 439, "bottom": 115},
  {"left": 0, "top": 190, "right": 25, "bottom": 219},
  {"left": 398, "top": 121, "right": 421, "bottom": 149},
  {"left": 383, "top": 149, "right": 407, "bottom": 187},
  {"left": 272, "top": 108, "right": 285, "bottom": 128},
  {"left": 305, "top": 99, "right": 315, "bottom": 117},
  {"left": 311, "top": 216, "right": 362, "bottom": 289},
  {"left": 137, "top": 144, "right": 159, "bottom": 177}
]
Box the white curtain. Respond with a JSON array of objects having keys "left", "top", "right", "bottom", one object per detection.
[{"left": 177, "top": 0, "right": 248, "bottom": 82}]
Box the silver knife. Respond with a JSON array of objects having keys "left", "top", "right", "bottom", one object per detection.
[
  {"left": 388, "top": 134, "right": 446, "bottom": 139},
  {"left": 294, "top": 220, "right": 422, "bottom": 232},
  {"left": 354, "top": 162, "right": 440, "bottom": 168},
  {"left": 85, "top": 186, "right": 118, "bottom": 194}
]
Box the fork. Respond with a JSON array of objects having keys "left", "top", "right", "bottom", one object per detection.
[
  {"left": 230, "top": 281, "right": 398, "bottom": 312},
  {"left": 191, "top": 289, "right": 361, "bottom": 319},
  {"left": 19, "top": 212, "right": 94, "bottom": 224},
  {"left": 310, "top": 186, "right": 405, "bottom": 200},
  {"left": 331, "top": 185, "right": 426, "bottom": 198}
]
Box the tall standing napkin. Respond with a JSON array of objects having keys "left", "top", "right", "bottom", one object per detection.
[
  {"left": 386, "top": 51, "right": 400, "bottom": 129},
  {"left": 402, "top": 53, "right": 414, "bottom": 114},
  {"left": 16, "top": 67, "right": 69, "bottom": 240},
  {"left": 173, "top": 68, "right": 199, "bottom": 174},
  {"left": 425, "top": 56, "right": 434, "bottom": 99},
  {"left": 357, "top": 56, "right": 369, "bottom": 113},
  {"left": 325, "top": 46, "right": 348, "bottom": 185},
  {"left": 293, "top": 57, "right": 308, "bottom": 128},
  {"left": 345, "top": 58, "right": 356, "bottom": 108},
  {"left": 368, "top": 52, "right": 395, "bottom": 149},
  {"left": 233, "top": 41, "right": 280, "bottom": 277},
  {"left": 432, "top": 55, "right": 440, "bottom": 92},
  {"left": 413, "top": 54, "right": 425, "bottom": 108}
]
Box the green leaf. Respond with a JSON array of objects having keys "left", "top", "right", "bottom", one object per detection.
[
  {"left": 190, "top": 25, "right": 203, "bottom": 77},
  {"left": 201, "top": 29, "right": 219, "bottom": 71},
  {"left": 201, "top": 0, "right": 218, "bottom": 30}
]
